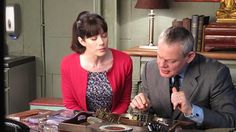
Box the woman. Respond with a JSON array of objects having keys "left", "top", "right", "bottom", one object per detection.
[{"left": 61, "top": 11, "right": 133, "bottom": 114}]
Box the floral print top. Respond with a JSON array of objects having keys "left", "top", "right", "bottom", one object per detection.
[{"left": 86, "top": 71, "right": 112, "bottom": 112}]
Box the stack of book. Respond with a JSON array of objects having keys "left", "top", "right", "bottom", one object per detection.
[
  {"left": 203, "top": 23, "right": 236, "bottom": 52},
  {"left": 172, "top": 15, "right": 210, "bottom": 52}
]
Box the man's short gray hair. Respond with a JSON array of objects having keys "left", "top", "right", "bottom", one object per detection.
[{"left": 158, "top": 26, "right": 194, "bottom": 56}]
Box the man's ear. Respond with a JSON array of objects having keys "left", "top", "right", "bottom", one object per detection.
[
  {"left": 78, "top": 37, "right": 86, "bottom": 46},
  {"left": 186, "top": 51, "right": 195, "bottom": 63}
]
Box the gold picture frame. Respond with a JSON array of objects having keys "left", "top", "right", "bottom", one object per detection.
[{"left": 175, "top": 0, "right": 219, "bottom": 2}]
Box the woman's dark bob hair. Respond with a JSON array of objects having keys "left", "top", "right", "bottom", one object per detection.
[{"left": 71, "top": 11, "right": 108, "bottom": 54}]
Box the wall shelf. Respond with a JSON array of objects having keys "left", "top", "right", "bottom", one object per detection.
[
  {"left": 124, "top": 46, "right": 236, "bottom": 88},
  {"left": 124, "top": 46, "right": 236, "bottom": 60}
]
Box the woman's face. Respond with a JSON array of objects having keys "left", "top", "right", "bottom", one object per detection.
[{"left": 79, "top": 32, "right": 109, "bottom": 56}]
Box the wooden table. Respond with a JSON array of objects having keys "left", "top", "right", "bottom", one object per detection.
[
  {"left": 7, "top": 109, "right": 236, "bottom": 132},
  {"left": 6, "top": 109, "right": 148, "bottom": 132}
]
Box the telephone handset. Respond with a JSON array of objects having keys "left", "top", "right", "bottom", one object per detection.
[{"left": 4, "top": 118, "right": 30, "bottom": 132}]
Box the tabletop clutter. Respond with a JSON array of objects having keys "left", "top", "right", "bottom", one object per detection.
[{"left": 7, "top": 108, "right": 195, "bottom": 132}]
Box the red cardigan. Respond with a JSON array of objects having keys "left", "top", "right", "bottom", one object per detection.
[{"left": 61, "top": 49, "right": 133, "bottom": 114}]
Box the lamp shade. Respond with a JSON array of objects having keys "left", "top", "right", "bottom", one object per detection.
[{"left": 135, "top": 0, "right": 168, "bottom": 9}]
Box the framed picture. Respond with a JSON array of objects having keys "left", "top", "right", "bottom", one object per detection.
[{"left": 175, "top": 0, "right": 220, "bottom": 2}]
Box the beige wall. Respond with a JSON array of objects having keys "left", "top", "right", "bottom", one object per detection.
[{"left": 5, "top": 0, "right": 221, "bottom": 98}]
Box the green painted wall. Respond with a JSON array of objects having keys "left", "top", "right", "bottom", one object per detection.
[
  {"left": 118, "top": 0, "right": 219, "bottom": 50},
  {"left": 6, "top": 0, "right": 234, "bottom": 99}
]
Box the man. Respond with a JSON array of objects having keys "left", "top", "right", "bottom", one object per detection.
[{"left": 130, "top": 26, "right": 236, "bottom": 128}]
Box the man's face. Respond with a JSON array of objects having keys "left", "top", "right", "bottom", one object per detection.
[{"left": 156, "top": 40, "right": 194, "bottom": 78}]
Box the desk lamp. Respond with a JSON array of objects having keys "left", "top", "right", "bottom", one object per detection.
[{"left": 135, "top": 0, "right": 168, "bottom": 47}]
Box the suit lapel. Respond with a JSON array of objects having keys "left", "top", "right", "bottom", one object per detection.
[{"left": 172, "top": 55, "right": 200, "bottom": 119}]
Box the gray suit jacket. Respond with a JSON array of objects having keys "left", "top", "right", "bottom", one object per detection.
[{"left": 141, "top": 53, "right": 236, "bottom": 128}]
